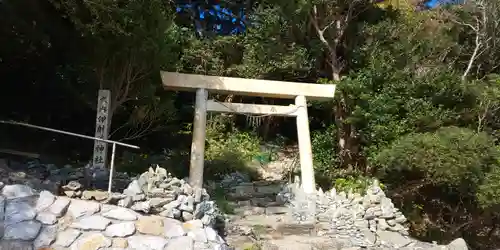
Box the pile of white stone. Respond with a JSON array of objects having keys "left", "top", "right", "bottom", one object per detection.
[
  {"left": 0, "top": 183, "right": 229, "bottom": 250},
  {"left": 118, "top": 166, "right": 223, "bottom": 228},
  {"left": 60, "top": 166, "right": 224, "bottom": 229},
  {"left": 279, "top": 180, "right": 469, "bottom": 250}
]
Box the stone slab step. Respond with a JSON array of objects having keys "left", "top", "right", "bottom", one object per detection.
[
  {"left": 262, "top": 236, "right": 340, "bottom": 250},
  {"left": 233, "top": 198, "right": 285, "bottom": 208},
  {"left": 226, "top": 182, "right": 285, "bottom": 200},
  {"left": 275, "top": 223, "right": 317, "bottom": 236},
  {"left": 233, "top": 205, "right": 290, "bottom": 216},
  {"left": 229, "top": 214, "right": 284, "bottom": 227}
]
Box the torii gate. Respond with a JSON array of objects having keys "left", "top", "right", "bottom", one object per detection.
[{"left": 161, "top": 72, "right": 336, "bottom": 194}]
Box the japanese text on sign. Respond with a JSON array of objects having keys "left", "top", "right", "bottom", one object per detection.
[{"left": 92, "top": 90, "right": 111, "bottom": 168}]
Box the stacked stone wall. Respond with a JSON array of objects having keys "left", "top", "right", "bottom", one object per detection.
[{"left": 0, "top": 183, "right": 228, "bottom": 250}]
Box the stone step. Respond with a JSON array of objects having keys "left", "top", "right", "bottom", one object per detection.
[
  {"left": 275, "top": 223, "right": 317, "bottom": 236},
  {"left": 233, "top": 205, "right": 290, "bottom": 217},
  {"left": 226, "top": 181, "right": 285, "bottom": 200},
  {"left": 232, "top": 198, "right": 285, "bottom": 208},
  {"left": 260, "top": 235, "right": 341, "bottom": 250}
]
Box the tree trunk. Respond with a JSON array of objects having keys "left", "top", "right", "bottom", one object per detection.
[{"left": 332, "top": 66, "right": 362, "bottom": 173}]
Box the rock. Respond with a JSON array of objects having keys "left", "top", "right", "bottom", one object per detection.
[
  {"left": 164, "top": 218, "right": 186, "bottom": 238},
  {"left": 150, "top": 197, "right": 172, "bottom": 208},
  {"left": 127, "top": 235, "right": 169, "bottom": 250},
  {"left": 447, "top": 238, "right": 468, "bottom": 250},
  {"left": 183, "top": 219, "right": 204, "bottom": 232},
  {"left": 160, "top": 207, "right": 181, "bottom": 219},
  {"left": 68, "top": 200, "right": 101, "bottom": 218},
  {"left": 188, "top": 227, "right": 208, "bottom": 243},
  {"left": 131, "top": 200, "right": 150, "bottom": 213},
  {"left": 70, "top": 215, "right": 111, "bottom": 231},
  {"left": 112, "top": 238, "right": 129, "bottom": 248},
  {"left": 162, "top": 200, "right": 180, "bottom": 211},
  {"left": 63, "top": 181, "right": 82, "bottom": 191},
  {"left": 102, "top": 207, "right": 138, "bottom": 221},
  {"left": 54, "top": 229, "right": 82, "bottom": 247},
  {"left": 81, "top": 190, "right": 109, "bottom": 201},
  {"left": 132, "top": 194, "right": 146, "bottom": 201},
  {"left": 34, "top": 225, "right": 58, "bottom": 248},
  {"left": 4, "top": 197, "right": 37, "bottom": 225},
  {"left": 165, "top": 236, "right": 194, "bottom": 250},
  {"left": 35, "top": 190, "right": 56, "bottom": 212},
  {"left": 64, "top": 190, "right": 77, "bottom": 198},
  {"left": 117, "top": 196, "right": 133, "bottom": 207},
  {"left": 205, "top": 227, "right": 224, "bottom": 243},
  {"left": 70, "top": 232, "right": 112, "bottom": 250},
  {"left": 4, "top": 220, "right": 42, "bottom": 240},
  {"left": 182, "top": 211, "right": 194, "bottom": 221},
  {"left": 380, "top": 197, "right": 395, "bottom": 218},
  {"left": 2, "top": 184, "right": 36, "bottom": 199},
  {"left": 104, "top": 222, "right": 136, "bottom": 237},
  {"left": 48, "top": 197, "right": 71, "bottom": 217},
  {"left": 36, "top": 212, "right": 57, "bottom": 224},
  {"left": 123, "top": 180, "right": 143, "bottom": 196},
  {"left": 0, "top": 240, "right": 33, "bottom": 250},
  {"left": 136, "top": 216, "right": 164, "bottom": 236},
  {"left": 265, "top": 206, "right": 289, "bottom": 215},
  {"left": 377, "top": 230, "right": 412, "bottom": 248}
]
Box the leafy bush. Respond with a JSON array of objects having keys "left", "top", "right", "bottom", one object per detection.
[
  {"left": 204, "top": 115, "right": 262, "bottom": 180},
  {"left": 372, "top": 126, "right": 500, "bottom": 246},
  {"left": 374, "top": 126, "right": 498, "bottom": 192},
  {"left": 334, "top": 175, "right": 385, "bottom": 194},
  {"left": 311, "top": 124, "right": 340, "bottom": 188},
  {"left": 477, "top": 148, "right": 500, "bottom": 208}
]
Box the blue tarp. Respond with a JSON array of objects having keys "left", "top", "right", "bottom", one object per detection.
[
  {"left": 424, "top": 0, "right": 465, "bottom": 8},
  {"left": 176, "top": 3, "right": 247, "bottom": 35}
]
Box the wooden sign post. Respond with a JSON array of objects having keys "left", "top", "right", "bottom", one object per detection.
[
  {"left": 92, "top": 89, "right": 111, "bottom": 168},
  {"left": 161, "top": 72, "right": 336, "bottom": 195}
]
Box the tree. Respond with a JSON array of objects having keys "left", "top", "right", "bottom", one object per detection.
[
  {"left": 51, "top": 0, "right": 179, "bottom": 140},
  {"left": 444, "top": 0, "right": 500, "bottom": 80}
]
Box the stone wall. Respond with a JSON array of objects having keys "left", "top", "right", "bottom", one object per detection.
[
  {"left": 280, "top": 180, "right": 469, "bottom": 250},
  {"left": 0, "top": 159, "right": 470, "bottom": 250},
  {"left": 0, "top": 183, "right": 229, "bottom": 250}
]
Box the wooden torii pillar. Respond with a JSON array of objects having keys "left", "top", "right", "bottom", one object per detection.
[{"left": 161, "top": 72, "right": 336, "bottom": 194}]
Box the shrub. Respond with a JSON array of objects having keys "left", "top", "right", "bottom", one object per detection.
[
  {"left": 374, "top": 126, "right": 498, "bottom": 193},
  {"left": 204, "top": 115, "right": 262, "bottom": 180},
  {"left": 311, "top": 124, "right": 340, "bottom": 188},
  {"left": 372, "top": 126, "right": 500, "bottom": 246}
]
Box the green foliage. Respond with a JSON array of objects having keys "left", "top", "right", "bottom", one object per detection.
[
  {"left": 311, "top": 124, "right": 339, "bottom": 186},
  {"left": 205, "top": 116, "right": 261, "bottom": 162},
  {"left": 343, "top": 56, "right": 478, "bottom": 159},
  {"left": 478, "top": 163, "right": 500, "bottom": 208},
  {"left": 374, "top": 127, "right": 498, "bottom": 190},
  {"left": 372, "top": 127, "right": 500, "bottom": 246},
  {"left": 334, "top": 176, "right": 384, "bottom": 194},
  {"left": 203, "top": 115, "right": 262, "bottom": 180}
]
